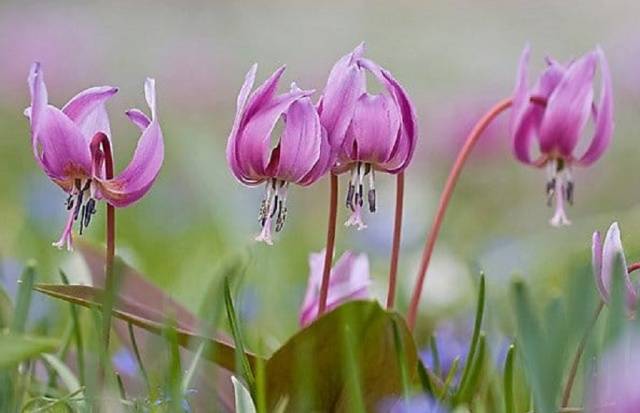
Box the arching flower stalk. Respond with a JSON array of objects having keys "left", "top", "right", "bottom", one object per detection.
[
  {"left": 511, "top": 46, "right": 613, "bottom": 226},
  {"left": 25, "top": 63, "right": 164, "bottom": 251},
  {"left": 226, "top": 64, "right": 332, "bottom": 245}
]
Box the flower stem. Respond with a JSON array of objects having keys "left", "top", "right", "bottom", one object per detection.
[
  {"left": 386, "top": 172, "right": 405, "bottom": 309},
  {"left": 406, "top": 98, "right": 513, "bottom": 330},
  {"left": 91, "top": 133, "right": 116, "bottom": 349},
  {"left": 561, "top": 301, "right": 604, "bottom": 407},
  {"left": 318, "top": 173, "right": 339, "bottom": 316}
]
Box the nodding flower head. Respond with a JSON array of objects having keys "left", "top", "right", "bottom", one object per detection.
[
  {"left": 319, "top": 43, "right": 418, "bottom": 230},
  {"left": 26, "top": 63, "right": 164, "bottom": 250},
  {"left": 510, "top": 46, "right": 613, "bottom": 227},
  {"left": 226, "top": 65, "right": 332, "bottom": 245},
  {"left": 592, "top": 222, "right": 638, "bottom": 315}
]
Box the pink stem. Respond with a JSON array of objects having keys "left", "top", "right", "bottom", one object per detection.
[
  {"left": 386, "top": 172, "right": 405, "bottom": 309},
  {"left": 318, "top": 174, "right": 339, "bottom": 316}
]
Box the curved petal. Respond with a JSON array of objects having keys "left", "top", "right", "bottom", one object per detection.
[
  {"left": 27, "top": 63, "right": 92, "bottom": 182},
  {"left": 357, "top": 58, "right": 418, "bottom": 173},
  {"left": 510, "top": 46, "right": 538, "bottom": 164},
  {"left": 236, "top": 73, "right": 312, "bottom": 180},
  {"left": 345, "top": 93, "right": 400, "bottom": 163},
  {"left": 298, "top": 250, "right": 371, "bottom": 327},
  {"left": 592, "top": 231, "right": 608, "bottom": 301},
  {"left": 226, "top": 64, "right": 259, "bottom": 185},
  {"left": 97, "top": 78, "right": 164, "bottom": 207},
  {"left": 273, "top": 91, "right": 322, "bottom": 182},
  {"left": 62, "top": 86, "right": 118, "bottom": 142},
  {"left": 577, "top": 48, "right": 614, "bottom": 166},
  {"left": 600, "top": 222, "right": 637, "bottom": 306},
  {"left": 319, "top": 43, "right": 367, "bottom": 148},
  {"left": 298, "top": 127, "right": 332, "bottom": 186},
  {"left": 539, "top": 51, "right": 596, "bottom": 156}
]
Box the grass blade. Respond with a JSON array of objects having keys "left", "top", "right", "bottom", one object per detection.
[
  {"left": 60, "top": 270, "right": 85, "bottom": 386},
  {"left": 456, "top": 274, "right": 485, "bottom": 399},
  {"left": 504, "top": 344, "right": 515, "bottom": 413},
  {"left": 11, "top": 261, "right": 36, "bottom": 334},
  {"left": 232, "top": 376, "right": 257, "bottom": 413},
  {"left": 224, "top": 277, "right": 255, "bottom": 392}
]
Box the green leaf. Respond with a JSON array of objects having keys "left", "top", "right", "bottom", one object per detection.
[
  {"left": 504, "top": 344, "right": 515, "bottom": 413},
  {"left": 456, "top": 332, "right": 487, "bottom": 403},
  {"left": 455, "top": 274, "right": 485, "bottom": 400},
  {"left": 232, "top": 376, "right": 257, "bottom": 413},
  {"left": 33, "top": 284, "right": 262, "bottom": 372},
  {"left": 0, "top": 333, "right": 58, "bottom": 368},
  {"left": 11, "top": 261, "right": 36, "bottom": 334},
  {"left": 40, "top": 353, "right": 82, "bottom": 396},
  {"left": 224, "top": 277, "right": 256, "bottom": 393},
  {"left": 265, "top": 300, "right": 417, "bottom": 412}
]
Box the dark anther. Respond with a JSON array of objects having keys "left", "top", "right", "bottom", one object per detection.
[
  {"left": 358, "top": 184, "right": 364, "bottom": 207},
  {"left": 84, "top": 199, "right": 96, "bottom": 228},
  {"left": 346, "top": 184, "right": 355, "bottom": 210},
  {"left": 258, "top": 199, "right": 267, "bottom": 226},
  {"left": 65, "top": 194, "right": 74, "bottom": 210},
  {"left": 79, "top": 205, "right": 86, "bottom": 235},
  {"left": 73, "top": 190, "right": 85, "bottom": 220},
  {"left": 546, "top": 178, "right": 556, "bottom": 207},
  {"left": 368, "top": 189, "right": 376, "bottom": 213},
  {"left": 566, "top": 181, "right": 574, "bottom": 205},
  {"left": 275, "top": 200, "right": 286, "bottom": 232},
  {"left": 270, "top": 195, "right": 279, "bottom": 219}
]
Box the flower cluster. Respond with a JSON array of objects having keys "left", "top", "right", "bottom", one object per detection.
[{"left": 226, "top": 43, "right": 417, "bottom": 243}]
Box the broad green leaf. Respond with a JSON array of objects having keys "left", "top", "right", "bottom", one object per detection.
[
  {"left": 265, "top": 300, "right": 417, "bottom": 412},
  {"left": 34, "top": 284, "right": 262, "bottom": 372},
  {"left": 232, "top": 376, "right": 257, "bottom": 413},
  {"left": 0, "top": 333, "right": 58, "bottom": 368}
]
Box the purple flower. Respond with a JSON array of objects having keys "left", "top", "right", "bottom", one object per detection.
[
  {"left": 379, "top": 395, "right": 448, "bottom": 413},
  {"left": 588, "top": 333, "right": 640, "bottom": 412},
  {"left": 226, "top": 65, "right": 332, "bottom": 245},
  {"left": 25, "top": 63, "right": 164, "bottom": 250},
  {"left": 319, "top": 44, "right": 418, "bottom": 230},
  {"left": 510, "top": 46, "right": 613, "bottom": 226},
  {"left": 299, "top": 249, "right": 371, "bottom": 327},
  {"left": 592, "top": 222, "right": 638, "bottom": 313}
]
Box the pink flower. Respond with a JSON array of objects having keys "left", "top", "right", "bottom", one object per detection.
[
  {"left": 226, "top": 65, "right": 332, "bottom": 245},
  {"left": 592, "top": 222, "right": 638, "bottom": 314},
  {"left": 299, "top": 249, "right": 371, "bottom": 327},
  {"left": 26, "top": 63, "right": 164, "bottom": 250},
  {"left": 510, "top": 46, "right": 613, "bottom": 226},
  {"left": 319, "top": 44, "right": 418, "bottom": 230}
]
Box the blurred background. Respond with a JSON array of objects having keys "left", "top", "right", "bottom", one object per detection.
[{"left": 1, "top": 0, "right": 640, "bottom": 350}]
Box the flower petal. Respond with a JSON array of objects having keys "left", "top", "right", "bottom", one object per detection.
[
  {"left": 298, "top": 127, "right": 332, "bottom": 186},
  {"left": 539, "top": 51, "right": 596, "bottom": 156},
  {"left": 226, "top": 64, "right": 259, "bottom": 185},
  {"left": 273, "top": 89, "right": 322, "bottom": 182},
  {"left": 62, "top": 85, "right": 118, "bottom": 142},
  {"left": 125, "top": 109, "right": 151, "bottom": 131},
  {"left": 319, "top": 43, "right": 367, "bottom": 148},
  {"left": 235, "top": 69, "right": 312, "bottom": 180},
  {"left": 600, "top": 222, "right": 636, "bottom": 306},
  {"left": 345, "top": 92, "right": 400, "bottom": 164},
  {"left": 592, "top": 230, "right": 608, "bottom": 301},
  {"left": 357, "top": 58, "right": 418, "bottom": 173},
  {"left": 510, "top": 46, "right": 538, "bottom": 165},
  {"left": 577, "top": 48, "right": 614, "bottom": 166},
  {"left": 97, "top": 78, "right": 164, "bottom": 207},
  {"left": 299, "top": 250, "right": 371, "bottom": 327}
]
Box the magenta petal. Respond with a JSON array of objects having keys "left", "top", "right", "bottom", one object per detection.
[
  {"left": 237, "top": 76, "right": 312, "bottom": 179},
  {"left": 274, "top": 92, "right": 322, "bottom": 183},
  {"left": 357, "top": 58, "right": 418, "bottom": 173},
  {"left": 592, "top": 231, "right": 608, "bottom": 302},
  {"left": 299, "top": 250, "right": 371, "bottom": 327},
  {"left": 539, "top": 51, "right": 597, "bottom": 156},
  {"left": 226, "top": 64, "right": 258, "bottom": 184},
  {"left": 600, "top": 223, "right": 637, "bottom": 306},
  {"left": 98, "top": 78, "right": 164, "bottom": 207},
  {"left": 319, "top": 44, "right": 367, "bottom": 148},
  {"left": 577, "top": 48, "right": 614, "bottom": 166},
  {"left": 298, "top": 127, "right": 332, "bottom": 186},
  {"left": 346, "top": 93, "right": 400, "bottom": 163},
  {"left": 62, "top": 85, "right": 118, "bottom": 142},
  {"left": 510, "top": 46, "right": 538, "bottom": 165}
]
